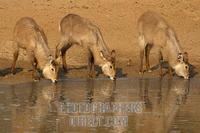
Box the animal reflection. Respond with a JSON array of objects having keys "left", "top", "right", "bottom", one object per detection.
[
  {"left": 86, "top": 79, "right": 116, "bottom": 103},
  {"left": 10, "top": 83, "right": 60, "bottom": 133},
  {"left": 7, "top": 78, "right": 190, "bottom": 133},
  {"left": 86, "top": 79, "right": 129, "bottom": 133},
  {"left": 137, "top": 78, "right": 190, "bottom": 133}
]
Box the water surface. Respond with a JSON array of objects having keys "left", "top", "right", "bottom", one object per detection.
[{"left": 0, "top": 78, "right": 200, "bottom": 133}]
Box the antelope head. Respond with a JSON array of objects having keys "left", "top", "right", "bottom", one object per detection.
[
  {"left": 174, "top": 52, "right": 189, "bottom": 79},
  {"left": 100, "top": 50, "right": 116, "bottom": 80},
  {"left": 43, "top": 56, "right": 59, "bottom": 83}
]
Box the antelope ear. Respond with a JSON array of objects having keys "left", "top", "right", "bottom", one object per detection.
[
  {"left": 55, "top": 56, "right": 62, "bottom": 65},
  {"left": 48, "top": 55, "right": 54, "bottom": 65},
  {"left": 183, "top": 52, "right": 189, "bottom": 63},
  {"left": 50, "top": 59, "right": 57, "bottom": 66},
  {"left": 177, "top": 53, "right": 184, "bottom": 63},
  {"left": 100, "top": 51, "right": 107, "bottom": 61},
  {"left": 48, "top": 55, "right": 54, "bottom": 60},
  {"left": 111, "top": 50, "right": 116, "bottom": 65},
  {"left": 111, "top": 50, "right": 116, "bottom": 59}
]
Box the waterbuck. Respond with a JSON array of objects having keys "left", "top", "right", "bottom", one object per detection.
[
  {"left": 11, "top": 17, "right": 59, "bottom": 83},
  {"left": 138, "top": 11, "right": 189, "bottom": 79},
  {"left": 56, "top": 14, "right": 116, "bottom": 80}
]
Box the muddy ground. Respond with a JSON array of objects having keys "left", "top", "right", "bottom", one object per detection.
[{"left": 0, "top": 0, "right": 200, "bottom": 84}]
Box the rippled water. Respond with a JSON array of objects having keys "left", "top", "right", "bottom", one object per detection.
[{"left": 0, "top": 78, "right": 200, "bottom": 133}]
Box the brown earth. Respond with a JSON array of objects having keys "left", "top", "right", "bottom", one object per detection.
[{"left": 0, "top": 0, "right": 200, "bottom": 84}]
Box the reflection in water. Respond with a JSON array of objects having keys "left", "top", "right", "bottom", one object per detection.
[
  {"left": 0, "top": 78, "right": 199, "bottom": 133},
  {"left": 86, "top": 79, "right": 116, "bottom": 103},
  {"left": 137, "top": 78, "right": 191, "bottom": 133},
  {"left": 10, "top": 83, "right": 59, "bottom": 133}
]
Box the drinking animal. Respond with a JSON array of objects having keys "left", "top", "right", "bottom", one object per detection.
[
  {"left": 56, "top": 14, "right": 116, "bottom": 80},
  {"left": 138, "top": 11, "right": 189, "bottom": 79},
  {"left": 11, "top": 17, "right": 59, "bottom": 83}
]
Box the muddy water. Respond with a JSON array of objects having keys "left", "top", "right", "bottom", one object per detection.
[{"left": 0, "top": 78, "right": 200, "bottom": 133}]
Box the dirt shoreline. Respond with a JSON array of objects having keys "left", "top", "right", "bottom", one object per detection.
[
  {"left": 0, "top": 58, "right": 198, "bottom": 85},
  {"left": 0, "top": 0, "right": 200, "bottom": 84}
]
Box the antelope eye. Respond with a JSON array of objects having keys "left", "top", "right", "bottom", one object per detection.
[
  {"left": 51, "top": 68, "right": 54, "bottom": 71},
  {"left": 110, "top": 66, "right": 112, "bottom": 69},
  {"left": 185, "top": 66, "right": 188, "bottom": 69}
]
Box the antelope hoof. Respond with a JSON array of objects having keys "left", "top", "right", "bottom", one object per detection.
[
  {"left": 33, "top": 76, "right": 40, "bottom": 82},
  {"left": 147, "top": 69, "right": 152, "bottom": 72},
  {"left": 88, "top": 75, "right": 93, "bottom": 79},
  {"left": 88, "top": 73, "right": 95, "bottom": 78},
  {"left": 11, "top": 72, "right": 16, "bottom": 75},
  {"left": 139, "top": 71, "right": 144, "bottom": 75},
  {"left": 11, "top": 69, "right": 16, "bottom": 75}
]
